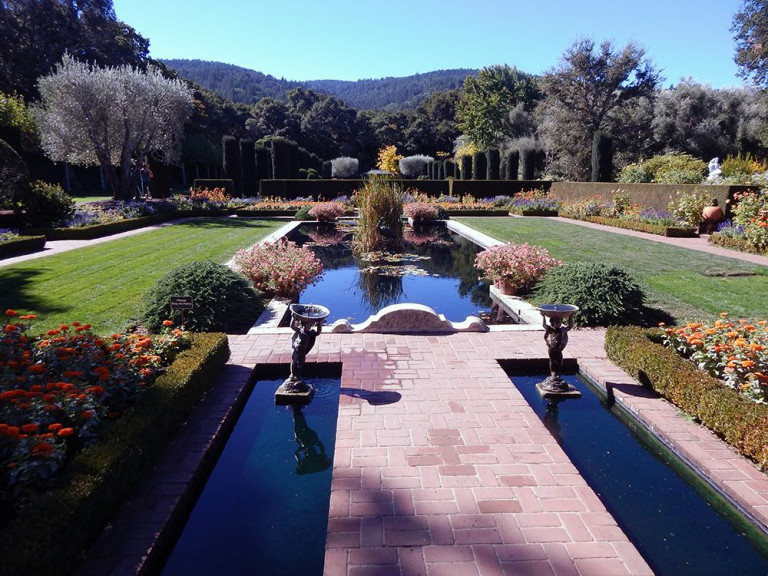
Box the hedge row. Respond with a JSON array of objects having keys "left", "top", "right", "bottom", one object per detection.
[
  {"left": 508, "top": 208, "right": 558, "bottom": 217},
  {"left": 709, "top": 233, "right": 768, "bottom": 255},
  {"left": 0, "top": 235, "right": 46, "bottom": 258},
  {"left": 604, "top": 326, "right": 768, "bottom": 471},
  {"left": 0, "top": 332, "right": 231, "bottom": 576},
  {"left": 576, "top": 215, "right": 697, "bottom": 237},
  {"left": 21, "top": 211, "right": 234, "bottom": 241},
  {"left": 549, "top": 182, "right": 758, "bottom": 215}
]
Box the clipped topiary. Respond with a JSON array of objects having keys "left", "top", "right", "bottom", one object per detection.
[
  {"left": 533, "top": 262, "right": 645, "bottom": 327},
  {"left": 143, "top": 260, "right": 264, "bottom": 333},
  {"left": 294, "top": 205, "right": 313, "bottom": 220},
  {"left": 20, "top": 180, "right": 74, "bottom": 227},
  {"left": 0, "top": 137, "right": 29, "bottom": 208}
]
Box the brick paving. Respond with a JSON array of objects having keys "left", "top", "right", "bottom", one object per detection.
[
  {"left": 7, "top": 217, "right": 767, "bottom": 574},
  {"left": 79, "top": 329, "right": 768, "bottom": 575}
]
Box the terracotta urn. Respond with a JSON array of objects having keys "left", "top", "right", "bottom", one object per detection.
[{"left": 494, "top": 278, "right": 518, "bottom": 296}]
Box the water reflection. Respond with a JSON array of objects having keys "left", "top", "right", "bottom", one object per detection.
[
  {"left": 292, "top": 407, "right": 332, "bottom": 475},
  {"left": 290, "top": 223, "right": 493, "bottom": 324}
]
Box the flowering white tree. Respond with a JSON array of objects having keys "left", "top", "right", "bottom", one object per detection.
[{"left": 34, "top": 55, "right": 193, "bottom": 200}]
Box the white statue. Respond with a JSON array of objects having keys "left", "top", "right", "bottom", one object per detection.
[{"left": 707, "top": 157, "right": 722, "bottom": 180}]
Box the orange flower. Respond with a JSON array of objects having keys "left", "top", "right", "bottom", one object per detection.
[
  {"left": 48, "top": 423, "right": 63, "bottom": 432},
  {"left": 741, "top": 360, "right": 756, "bottom": 368},
  {"left": 21, "top": 423, "right": 39, "bottom": 433},
  {"left": 27, "top": 364, "right": 47, "bottom": 374},
  {"left": 57, "top": 427, "right": 74, "bottom": 437},
  {"left": 81, "top": 410, "right": 95, "bottom": 419},
  {"left": 5, "top": 309, "right": 17, "bottom": 317},
  {"left": 162, "top": 320, "right": 174, "bottom": 327},
  {"left": 31, "top": 442, "right": 54, "bottom": 457}
]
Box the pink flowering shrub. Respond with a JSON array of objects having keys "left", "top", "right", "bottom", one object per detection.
[
  {"left": 474, "top": 242, "right": 560, "bottom": 289},
  {"left": 308, "top": 202, "right": 346, "bottom": 222},
  {"left": 233, "top": 239, "right": 323, "bottom": 297},
  {"left": 404, "top": 202, "right": 439, "bottom": 221}
]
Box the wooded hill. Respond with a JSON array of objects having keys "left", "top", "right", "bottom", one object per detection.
[{"left": 163, "top": 59, "right": 476, "bottom": 111}]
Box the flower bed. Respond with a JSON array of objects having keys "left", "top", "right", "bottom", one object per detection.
[
  {"left": 0, "top": 328, "right": 230, "bottom": 576},
  {"left": 708, "top": 191, "right": 768, "bottom": 253},
  {"left": 660, "top": 314, "right": 767, "bottom": 403},
  {"left": 605, "top": 326, "right": 768, "bottom": 469},
  {"left": 507, "top": 189, "right": 560, "bottom": 216},
  {"left": 0, "top": 312, "right": 189, "bottom": 508},
  {"left": 559, "top": 192, "right": 696, "bottom": 237}
]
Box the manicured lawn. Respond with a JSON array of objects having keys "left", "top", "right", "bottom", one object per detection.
[
  {"left": 458, "top": 216, "right": 768, "bottom": 323},
  {"left": 0, "top": 218, "right": 284, "bottom": 334}
]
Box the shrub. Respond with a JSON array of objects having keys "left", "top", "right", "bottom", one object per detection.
[
  {"left": 308, "top": 201, "right": 345, "bottom": 221},
  {"left": 222, "top": 136, "right": 242, "bottom": 197},
  {"left": 505, "top": 150, "right": 519, "bottom": 180},
  {"left": 294, "top": 205, "right": 313, "bottom": 220},
  {"left": 520, "top": 148, "right": 535, "bottom": 180},
  {"left": 376, "top": 145, "right": 402, "bottom": 173},
  {"left": 233, "top": 239, "right": 323, "bottom": 297},
  {"left": 591, "top": 131, "right": 612, "bottom": 182},
  {"left": 0, "top": 138, "right": 28, "bottom": 208},
  {"left": 331, "top": 156, "right": 359, "bottom": 178},
  {"left": 667, "top": 189, "right": 710, "bottom": 228},
  {"left": 19, "top": 181, "right": 74, "bottom": 228},
  {"left": 605, "top": 326, "right": 768, "bottom": 470},
  {"left": 472, "top": 151, "right": 487, "bottom": 180},
  {"left": 731, "top": 191, "right": 768, "bottom": 251},
  {"left": 271, "top": 137, "right": 297, "bottom": 179},
  {"left": 240, "top": 139, "right": 257, "bottom": 196},
  {"left": 404, "top": 202, "right": 439, "bottom": 221},
  {"left": 399, "top": 155, "right": 434, "bottom": 178},
  {"left": 143, "top": 261, "right": 264, "bottom": 333},
  {"left": 486, "top": 149, "right": 500, "bottom": 179},
  {"left": 533, "top": 262, "right": 645, "bottom": 327},
  {"left": 720, "top": 152, "right": 766, "bottom": 179},
  {"left": 618, "top": 152, "right": 706, "bottom": 184},
  {"left": 474, "top": 243, "right": 560, "bottom": 290}
]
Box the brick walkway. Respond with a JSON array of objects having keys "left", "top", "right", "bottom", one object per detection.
[
  {"left": 80, "top": 329, "right": 768, "bottom": 575},
  {"left": 7, "top": 217, "right": 767, "bottom": 574}
]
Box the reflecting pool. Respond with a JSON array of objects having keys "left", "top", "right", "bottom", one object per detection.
[
  {"left": 287, "top": 222, "right": 493, "bottom": 324},
  {"left": 510, "top": 372, "right": 768, "bottom": 576},
  {"left": 160, "top": 376, "right": 340, "bottom": 576}
]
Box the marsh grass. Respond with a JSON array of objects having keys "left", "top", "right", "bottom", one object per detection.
[{"left": 353, "top": 176, "right": 403, "bottom": 254}]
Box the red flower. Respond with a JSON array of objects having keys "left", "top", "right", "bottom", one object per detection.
[{"left": 57, "top": 427, "right": 74, "bottom": 437}]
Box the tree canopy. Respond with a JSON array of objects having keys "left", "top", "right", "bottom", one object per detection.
[
  {"left": 34, "top": 55, "right": 194, "bottom": 200},
  {"left": 538, "top": 39, "right": 661, "bottom": 180},
  {"left": 456, "top": 65, "right": 541, "bottom": 149},
  {"left": 0, "top": 0, "right": 150, "bottom": 100},
  {"left": 732, "top": 0, "right": 768, "bottom": 86}
]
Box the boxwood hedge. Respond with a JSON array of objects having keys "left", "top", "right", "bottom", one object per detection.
[
  {"left": 605, "top": 326, "right": 768, "bottom": 471},
  {"left": 0, "top": 332, "right": 230, "bottom": 576}
]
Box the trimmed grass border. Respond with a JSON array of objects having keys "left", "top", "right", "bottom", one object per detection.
[{"left": 0, "top": 332, "right": 230, "bottom": 576}]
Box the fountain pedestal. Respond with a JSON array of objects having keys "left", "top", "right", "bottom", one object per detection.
[
  {"left": 536, "top": 304, "right": 582, "bottom": 399},
  {"left": 275, "top": 304, "right": 330, "bottom": 405}
]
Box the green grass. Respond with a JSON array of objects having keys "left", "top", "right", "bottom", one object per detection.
[
  {"left": 0, "top": 218, "right": 284, "bottom": 334},
  {"left": 458, "top": 216, "right": 768, "bottom": 323}
]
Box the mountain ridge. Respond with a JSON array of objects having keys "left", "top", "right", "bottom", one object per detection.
[{"left": 162, "top": 58, "right": 477, "bottom": 111}]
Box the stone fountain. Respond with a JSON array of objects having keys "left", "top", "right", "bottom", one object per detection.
[
  {"left": 275, "top": 303, "right": 330, "bottom": 405},
  {"left": 536, "top": 304, "right": 581, "bottom": 399}
]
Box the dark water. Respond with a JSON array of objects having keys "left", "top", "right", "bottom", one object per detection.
[
  {"left": 288, "top": 223, "right": 493, "bottom": 324},
  {"left": 160, "top": 377, "right": 341, "bottom": 576},
  {"left": 510, "top": 373, "right": 768, "bottom": 576}
]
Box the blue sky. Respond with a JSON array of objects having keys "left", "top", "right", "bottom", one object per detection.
[{"left": 113, "top": 0, "right": 748, "bottom": 88}]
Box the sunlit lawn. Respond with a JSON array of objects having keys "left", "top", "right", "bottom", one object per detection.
[
  {"left": 458, "top": 216, "right": 768, "bottom": 323},
  {"left": 0, "top": 218, "right": 285, "bottom": 334}
]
